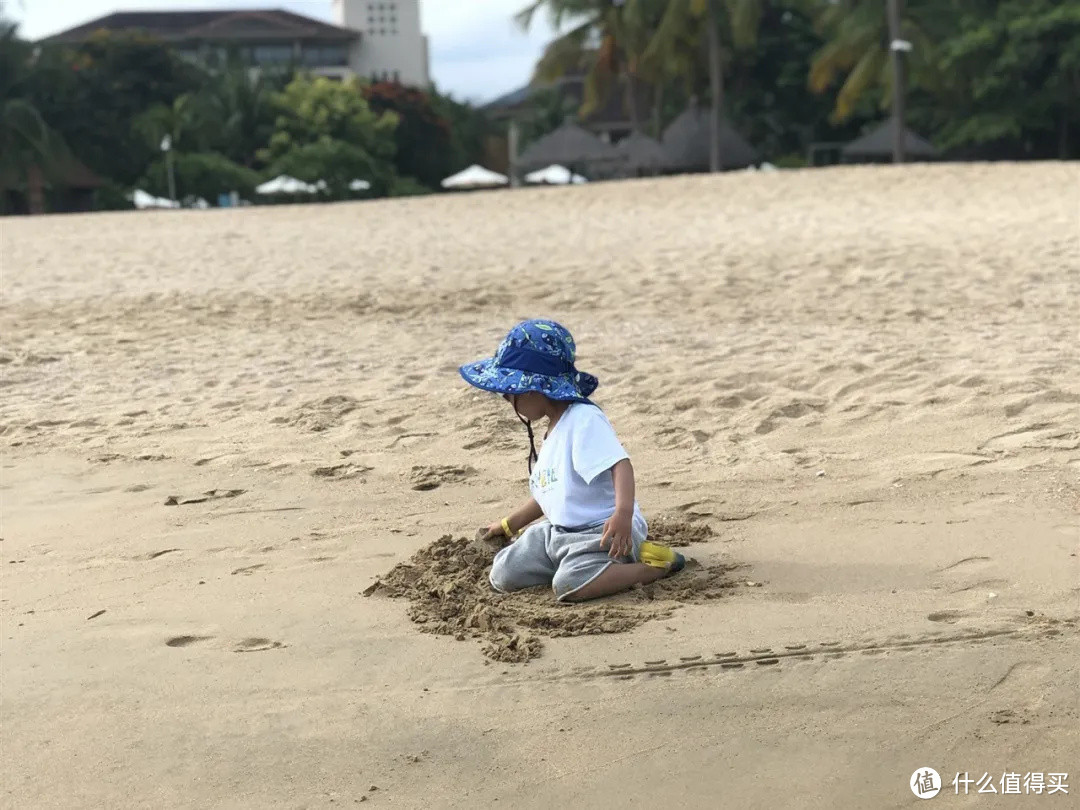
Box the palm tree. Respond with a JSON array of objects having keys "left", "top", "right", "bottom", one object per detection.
[
  {"left": 647, "top": 0, "right": 766, "bottom": 171},
  {"left": 802, "top": 0, "right": 936, "bottom": 122},
  {"left": 515, "top": 0, "right": 666, "bottom": 131},
  {"left": 193, "top": 62, "right": 285, "bottom": 167},
  {"left": 0, "top": 9, "right": 66, "bottom": 214}
]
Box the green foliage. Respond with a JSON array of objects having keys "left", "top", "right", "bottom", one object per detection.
[
  {"left": 140, "top": 151, "right": 262, "bottom": 201},
  {"left": 259, "top": 75, "right": 398, "bottom": 198},
  {"left": 803, "top": 0, "right": 940, "bottom": 123},
  {"left": 28, "top": 32, "right": 206, "bottom": 185},
  {"left": 364, "top": 81, "right": 454, "bottom": 189},
  {"left": 517, "top": 87, "right": 577, "bottom": 151},
  {"left": 0, "top": 10, "right": 70, "bottom": 211},
  {"left": 431, "top": 88, "right": 495, "bottom": 174},
  {"left": 932, "top": 0, "right": 1080, "bottom": 157},
  {"left": 388, "top": 175, "right": 433, "bottom": 197}
]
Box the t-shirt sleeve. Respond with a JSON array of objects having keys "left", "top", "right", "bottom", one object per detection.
[{"left": 570, "top": 407, "right": 630, "bottom": 484}]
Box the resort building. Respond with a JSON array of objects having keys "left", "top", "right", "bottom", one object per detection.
[{"left": 43, "top": 1, "right": 430, "bottom": 86}]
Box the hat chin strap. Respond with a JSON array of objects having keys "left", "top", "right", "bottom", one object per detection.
[{"left": 510, "top": 396, "right": 539, "bottom": 473}]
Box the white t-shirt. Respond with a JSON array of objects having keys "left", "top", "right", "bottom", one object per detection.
[{"left": 529, "top": 403, "right": 646, "bottom": 532}]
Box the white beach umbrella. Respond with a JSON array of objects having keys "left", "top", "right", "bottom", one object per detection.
[
  {"left": 524, "top": 164, "right": 587, "bottom": 185},
  {"left": 440, "top": 164, "right": 508, "bottom": 190},
  {"left": 130, "top": 189, "right": 180, "bottom": 209},
  {"left": 348, "top": 178, "right": 371, "bottom": 191},
  {"left": 256, "top": 175, "right": 317, "bottom": 195}
]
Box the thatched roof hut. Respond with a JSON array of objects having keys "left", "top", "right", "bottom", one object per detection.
[
  {"left": 842, "top": 118, "right": 937, "bottom": 161},
  {"left": 615, "top": 131, "right": 668, "bottom": 174},
  {"left": 516, "top": 119, "right": 622, "bottom": 174},
  {"left": 661, "top": 102, "right": 758, "bottom": 171}
]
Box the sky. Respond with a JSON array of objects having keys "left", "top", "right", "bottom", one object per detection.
[{"left": 8, "top": 0, "right": 560, "bottom": 103}]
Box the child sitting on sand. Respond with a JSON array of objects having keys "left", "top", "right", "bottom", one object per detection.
[{"left": 459, "top": 319, "right": 684, "bottom": 602}]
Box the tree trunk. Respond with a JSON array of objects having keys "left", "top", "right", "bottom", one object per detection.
[
  {"left": 652, "top": 80, "right": 664, "bottom": 141},
  {"left": 887, "top": 0, "right": 907, "bottom": 163},
  {"left": 706, "top": 2, "right": 724, "bottom": 172},
  {"left": 26, "top": 164, "right": 46, "bottom": 215},
  {"left": 626, "top": 72, "right": 640, "bottom": 133}
]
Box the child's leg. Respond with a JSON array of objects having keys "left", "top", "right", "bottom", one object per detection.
[
  {"left": 551, "top": 522, "right": 686, "bottom": 602},
  {"left": 561, "top": 562, "right": 666, "bottom": 602},
  {"left": 489, "top": 521, "right": 557, "bottom": 593}
]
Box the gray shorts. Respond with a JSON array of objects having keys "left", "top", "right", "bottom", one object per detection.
[{"left": 489, "top": 517, "right": 648, "bottom": 601}]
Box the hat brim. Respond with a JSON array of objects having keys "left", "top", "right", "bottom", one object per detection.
[{"left": 459, "top": 357, "right": 598, "bottom": 402}]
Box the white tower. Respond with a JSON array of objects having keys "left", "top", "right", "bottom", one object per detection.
[{"left": 332, "top": 0, "right": 430, "bottom": 88}]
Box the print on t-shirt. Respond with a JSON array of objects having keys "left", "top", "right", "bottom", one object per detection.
[{"left": 531, "top": 465, "right": 559, "bottom": 493}]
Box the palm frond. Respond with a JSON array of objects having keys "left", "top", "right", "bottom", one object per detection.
[
  {"left": 833, "top": 44, "right": 886, "bottom": 122},
  {"left": 726, "top": 0, "right": 764, "bottom": 50}
]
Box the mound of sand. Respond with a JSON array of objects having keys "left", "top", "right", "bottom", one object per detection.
[{"left": 366, "top": 520, "right": 735, "bottom": 662}]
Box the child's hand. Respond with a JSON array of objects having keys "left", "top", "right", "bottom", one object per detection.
[{"left": 599, "top": 510, "right": 633, "bottom": 558}]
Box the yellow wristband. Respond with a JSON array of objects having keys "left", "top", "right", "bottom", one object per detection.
[{"left": 501, "top": 517, "right": 514, "bottom": 537}]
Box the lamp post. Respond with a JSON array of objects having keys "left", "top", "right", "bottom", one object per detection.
[
  {"left": 887, "top": 0, "right": 912, "bottom": 164},
  {"left": 161, "top": 134, "right": 177, "bottom": 202}
]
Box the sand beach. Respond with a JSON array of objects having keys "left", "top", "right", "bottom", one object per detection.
[{"left": 2, "top": 162, "right": 1078, "bottom": 807}]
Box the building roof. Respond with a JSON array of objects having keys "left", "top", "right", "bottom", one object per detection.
[
  {"left": 615, "top": 130, "right": 668, "bottom": 170},
  {"left": 842, "top": 117, "right": 937, "bottom": 158},
  {"left": 42, "top": 9, "right": 359, "bottom": 44},
  {"left": 661, "top": 103, "right": 758, "bottom": 170},
  {"left": 517, "top": 119, "right": 621, "bottom": 170}
]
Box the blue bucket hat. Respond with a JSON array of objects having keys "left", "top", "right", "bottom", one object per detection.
[{"left": 459, "top": 319, "right": 598, "bottom": 403}]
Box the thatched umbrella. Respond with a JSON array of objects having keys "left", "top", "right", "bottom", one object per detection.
[
  {"left": 615, "top": 131, "right": 668, "bottom": 175},
  {"left": 661, "top": 101, "right": 758, "bottom": 171},
  {"left": 842, "top": 118, "right": 937, "bottom": 161},
  {"left": 516, "top": 119, "right": 621, "bottom": 176}
]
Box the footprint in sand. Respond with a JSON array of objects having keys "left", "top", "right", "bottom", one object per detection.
[
  {"left": 927, "top": 609, "right": 970, "bottom": 624},
  {"left": 275, "top": 395, "right": 360, "bottom": 432},
  {"left": 137, "top": 548, "right": 181, "bottom": 561},
  {"left": 233, "top": 638, "right": 285, "bottom": 653},
  {"left": 312, "top": 463, "right": 371, "bottom": 481},
  {"left": 164, "top": 489, "right": 245, "bottom": 506},
  {"left": 165, "top": 635, "right": 213, "bottom": 648},
  {"left": 408, "top": 465, "right": 476, "bottom": 491}
]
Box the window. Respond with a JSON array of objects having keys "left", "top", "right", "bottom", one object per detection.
[
  {"left": 392, "top": 70, "right": 399, "bottom": 82},
  {"left": 251, "top": 44, "right": 294, "bottom": 65},
  {"left": 302, "top": 44, "right": 349, "bottom": 67}
]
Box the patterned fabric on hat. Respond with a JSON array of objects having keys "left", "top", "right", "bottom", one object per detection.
[{"left": 458, "top": 319, "right": 598, "bottom": 402}]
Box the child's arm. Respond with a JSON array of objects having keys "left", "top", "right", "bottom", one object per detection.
[
  {"left": 600, "top": 459, "right": 636, "bottom": 558},
  {"left": 486, "top": 497, "right": 543, "bottom": 539}
]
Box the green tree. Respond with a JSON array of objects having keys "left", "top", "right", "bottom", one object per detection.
[
  {"left": 363, "top": 81, "right": 453, "bottom": 189},
  {"left": 516, "top": 0, "right": 670, "bottom": 129},
  {"left": 724, "top": 4, "right": 864, "bottom": 160},
  {"left": 0, "top": 9, "right": 68, "bottom": 213},
  {"left": 933, "top": 0, "right": 1080, "bottom": 158},
  {"left": 139, "top": 151, "right": 261, "bottom": 202},
  {"left": 648, "top": 0, "right": 769, "bottom": 170},
  {"left": 259, "top": 75, "right": 399, "bottom": 197},
  {"left": 192, "top": 63, "right": 291, "bottom": 167},
  {"left": 27, "top": 32, "right": 206, "bottom": 185},
  {"left": 430, "top": 88, "right": 496, "bottom": 174},
  {"left": 801, "top": 0, "right": 939, "bottom": 123}
]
